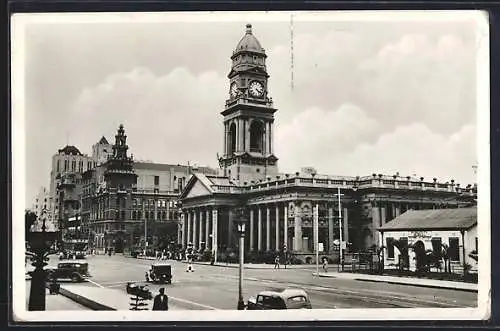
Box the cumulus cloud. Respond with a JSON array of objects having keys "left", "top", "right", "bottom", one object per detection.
[
  {"left": 68, "top": 66, "right": 227, "bottom": 166},
  {"left": 357, "top": 33, "right": 476, "bottom": 133}
]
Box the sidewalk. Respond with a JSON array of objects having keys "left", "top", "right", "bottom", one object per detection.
[
  {"left": 25, "top": 280, "right": 91, "bottom": 311},
  {"left": 313, "top": 271, "right": 478, "bottom": 292},
  {"left": 57, "top": 284, "right": 183, "bottom": 310}
]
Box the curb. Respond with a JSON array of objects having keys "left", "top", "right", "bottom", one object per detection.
[
  {"left": 58, "top": 287, "right": 115, "bottom": 311},
  {"left": 352, "top": 278, "right": 479, "bottom": 293},
  {"left": 315, "top": 273, "right": 478, "bottom": 293}
]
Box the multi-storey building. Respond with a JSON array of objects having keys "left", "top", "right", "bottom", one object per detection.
[
  {"left": 178, "top": 24, "right": 477, "bottom": 262},
  {"left": 75, "top": 125, "right": 218, "bottom": 253}
]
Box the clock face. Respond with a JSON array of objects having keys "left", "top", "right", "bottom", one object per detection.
[
  {"left": 249, "top": 81, "right": 264, "bottom": 97},
  {"left": 230, "top": 82, "right": 238, "bottom": 98}
]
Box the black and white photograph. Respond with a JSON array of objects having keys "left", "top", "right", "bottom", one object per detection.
[{"left": 11, "top": 10, "right": 490, "bottom": 322}]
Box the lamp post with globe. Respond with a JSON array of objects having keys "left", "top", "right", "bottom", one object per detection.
[
  {"left": 26, "top": 209, "right": 59, "bottom": 311},
  {"left": 235, "top": 205, "right": 248, "bottom": 310}
]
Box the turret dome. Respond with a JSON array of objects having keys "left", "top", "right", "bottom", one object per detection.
[{"left": 233, "top": 24, "right": 265, "bottom": 55}]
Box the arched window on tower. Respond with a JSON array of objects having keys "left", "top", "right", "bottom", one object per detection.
[
  {"left": 229, "top": 122, "right": 237, "bottom": 156},
  {"left": 250, "top": 121, "right": 264, "bottom": 153}
]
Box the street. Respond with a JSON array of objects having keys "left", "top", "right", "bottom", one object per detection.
[{"left": 43, "top": 255, "right": 477, "bottom": 310}]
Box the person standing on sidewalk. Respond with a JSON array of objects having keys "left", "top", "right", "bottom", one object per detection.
[
  {"left": 274, "top": 255, "right": 280, "bottom": 269},
  {"left": 322, "top": 257, "right": 328, "bottom": 273},
  {"left": 152, "top": 288, "right": 169, "bottom": 311}
]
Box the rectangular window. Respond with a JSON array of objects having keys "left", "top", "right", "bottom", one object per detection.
[
  {"left": 431, "top": 237, "right": 442, "bottom": 256},
  {"left": 178, "top": 179, "right": 183, "bottom": 191},
  {"left": 56, "top": 160, "right": 60, "bottom": 172},
  {"left": 475, "top": 237, "right": 478, "bottom": 252},
  {"left": 154, "top": 175, "right": 159, "bottom": 186},
  {"left": 72, "top": 160, "right": 76, "bottom": 172},
  {"left": 449, "top": 237, "right": 460, "bottom": 261},
  {"left": 386, "top": 237, "right": 395, "bottom": 259},
  {"left": 64, "top": 160, "right": 68, "bottom": 171}
]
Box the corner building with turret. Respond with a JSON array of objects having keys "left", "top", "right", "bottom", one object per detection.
[{"left": 178, "top": 24, "right": 477, "bottom": 263}]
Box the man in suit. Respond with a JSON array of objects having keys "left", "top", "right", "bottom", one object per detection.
[{"left": 152, "top": 288, "right": 169, "bottom": 311}]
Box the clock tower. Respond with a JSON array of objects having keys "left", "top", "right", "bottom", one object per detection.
[{"left": 219, "top": 24, "right": 279, "bottom": 185}]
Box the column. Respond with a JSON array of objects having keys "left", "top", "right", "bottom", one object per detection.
[
  {"left": 381, "top": 205, "right": 387, "bottom": 225},
  {"left": 193, "top": 210, "right": 198, "bottom": 249},
  {"left": 328, "top": 206, "right": 334, "bottom": 253},
  {"left": 181, "top": 212, "right": 186, "bottom": 248},
  {"left": 240, "top": 118, "right": 245, "bottom": 151},
  {"left": 343, "top": 207, "right": 349, "bottom": 246},
  {"left": 212, "top": 209, "right": 218, "bottom": 262},
  {"left": 283, "top": 205, "right": 288, "bottom": 249},
  {"left": 199, "top": 210, "right": 203, "bottom": 249},
  {"left": 269, "top": 122, "right": 273, "bottom": 154},
  {"left": 294, "top": 204, "right": 302, "bottom": 252},
  {"left": 235, "top": 120, "right": 240, "bottom": 152},
  {"left": 228, "top": 208, "right": 234, "bottom": 248},
  {"left": 395, "top": 204, "right": 401, "bottom": 217},
  {"left": 372, "top": 203, "right": 381, "bottom": 246},
  {"left": 275, "top": 204, "right": 280, "bottom": 251},
  {"left": 266, "top": 205, "right": 271, "bottom": 251},
  {"left": 177, "top": 223, "right": 182, "bottom": 245},
  {"left": 205, "top": 209, "right": 210, "bottom": 250},
  {"left": 245, "top": 119, "right": 251, "bottom": 152},
  {"left": 224, "top": 122, "right": 228, "bottom": 155},
  {"left": 264, "top": 121, "right": 268, "bottom": 155},
  {"left": 187, "top": 211, "right": 192, "bottom": 245},
  {"left": 257, "top": 206, "right": 262, "bottom": 251},
  {"left": 250, "top": 208, "right": 255, "bottom": 251}
]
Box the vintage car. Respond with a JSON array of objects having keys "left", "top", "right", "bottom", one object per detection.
[
  {"left": 46, "top": 261, "right": 91, "bottom": 283},
  {"left": 246, "top": 288, "right": 312, "bottom": 310},
  {"left": 146, "top": 262, "right": 172, "bottom": 284},
  {"left": 126, "top": 282, "right": 153, "bottom": 300}
]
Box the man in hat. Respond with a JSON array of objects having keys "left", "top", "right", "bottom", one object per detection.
[{"left": 152, "top": 288, "right": 169, "bottom": 311}]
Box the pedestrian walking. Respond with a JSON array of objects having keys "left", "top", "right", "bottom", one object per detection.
[
  {"left": 274, "top": 255, "right": 280, "bottom": 269},
  {"left": 152, "top": 288, "right": 169, "bottom": 311},
  {"left": 322, "top": 258, "right": 328, "bottom": 273}
]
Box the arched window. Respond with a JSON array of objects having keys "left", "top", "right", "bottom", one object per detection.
[
  {"left": 250, "top": 121, "right": 264, "bottom": 153},
  {"left": 228, "top": 122, "right": 237, "bottom": 155}
]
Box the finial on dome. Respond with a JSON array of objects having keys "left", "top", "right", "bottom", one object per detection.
[{"left": 246, "top": 23, "right": 252, "bottom": 34}]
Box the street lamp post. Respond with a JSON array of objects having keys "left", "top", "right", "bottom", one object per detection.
[
  {"left": 235, "top": 206, "right": 248, "bottom": 310},
  {"left": 26, "top": 209, "right": 59, "bottom": 311}
]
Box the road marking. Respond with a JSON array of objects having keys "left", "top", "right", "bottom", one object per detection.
[
  {"left": 168, "top": 296, "right": 218, "bottom": 310},
  {"left": 87, "top": 279, "right": 105, "bottom": 288}
]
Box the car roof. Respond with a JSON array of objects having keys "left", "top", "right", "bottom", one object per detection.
[
  {"left": 58, "top": 260, "right": 88, "bottom": 264},
  {"left": 152, "top": 262, "right": 171, "bottom": 266},
  {"left": 258, "top": 288, "right": 308, "bottom": 299}
]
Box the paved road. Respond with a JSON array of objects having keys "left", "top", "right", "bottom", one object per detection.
[{"left": 46, "top": 255, "right": 477, "bottom": 310}]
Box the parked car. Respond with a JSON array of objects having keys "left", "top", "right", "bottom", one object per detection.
[
  {"left": 46, "top": 261, "right": 91, "bottom": 282},
  {"left": 145, "top": 262, "right": 172, "bottom": 284},
  {"left": 246, "top": 288, "right": 312, "bottom": 310}
]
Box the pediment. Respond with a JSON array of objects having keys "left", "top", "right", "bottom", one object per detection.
[{"left": 184, "top": 178, "right": 213, "bottom": 199}]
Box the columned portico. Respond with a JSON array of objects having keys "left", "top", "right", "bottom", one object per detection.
[{"left": 198, "top": 210, "right": 203, "bottom": 249}]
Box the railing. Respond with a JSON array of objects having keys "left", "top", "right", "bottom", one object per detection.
[{"left": 241, "top": 173, "right": 474, "bottom": 196}]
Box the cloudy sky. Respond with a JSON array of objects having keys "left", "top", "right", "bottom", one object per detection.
[{"left": 14, "top": 12, "right": 485, "bottom": 206}]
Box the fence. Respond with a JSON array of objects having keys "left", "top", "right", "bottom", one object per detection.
[{"left": 341, "top": 252, "right": 382, "bottom": 273}]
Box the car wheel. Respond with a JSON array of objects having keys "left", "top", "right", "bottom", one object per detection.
[{"left": 71, "top": 274, "right": 80, "bottom": 282}]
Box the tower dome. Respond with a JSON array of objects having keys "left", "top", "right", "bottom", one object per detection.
[{"left": 233, "top": 24, "right": 265, "bottom": 56}]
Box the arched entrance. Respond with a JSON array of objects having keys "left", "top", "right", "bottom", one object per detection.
[{"left": 413, "top": 240, "right": 427, "bottom": 272}]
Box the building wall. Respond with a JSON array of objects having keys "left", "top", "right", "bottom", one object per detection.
[
  {"left": 382, "top": 226, "right": 478, "bottom": 273},
  {"left": 92, "top": 141, "right": 113, "bottom": 165}
]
